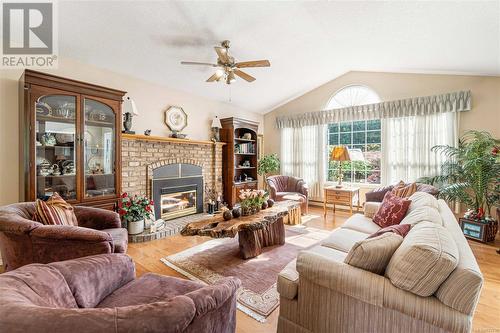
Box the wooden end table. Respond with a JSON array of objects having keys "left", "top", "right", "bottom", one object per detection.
[
  {"left": 323, "top": 186, "right": 360, "bottom": 216},
  {"left": 181, "top": 201, "right": 300, "bottom": 259}
]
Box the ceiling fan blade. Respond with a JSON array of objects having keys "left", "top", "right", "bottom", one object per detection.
[
  {"left": 234, "top": 69, "right": 256, "bottom": 82},
  {"left": 181, "top": 61, "right": 218, "bottom": 67},
  {"left": 214, "top": 46, "right": 230, "bottom": 63},
  {"left": 235, "top": 60, "right": 270, "bottom": 68},
  {"left": 206, "top": 71, "right": 224, "bottom": 82}
]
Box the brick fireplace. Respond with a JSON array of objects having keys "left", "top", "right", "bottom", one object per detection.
[{"left": 121, "top": 135, "right": 224, "bottom": 216}]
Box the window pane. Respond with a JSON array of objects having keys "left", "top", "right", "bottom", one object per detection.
[
  {"left": 353, "top": 132, "right": 365, "bottom": 144},
  {"left": 367, "top": 131, "right": 381, "bottom": 143},
  {"left": 342, "top": 171, "right": 352, "bottom": 182},
  {"left": 352, "top": 144, "right": 366, "bottom": 152},
  {"left": 366, "top": 143, "right": 381, "bottom": 152},
  {"left": 354, "top": 170, "right": 366, "bottom": 183},
  {"left": 329, "top": 123, "right": 339, "bottom": 133},
  {"left": 367, "top": 119, "right": 381, "bottom": 130},
  {"left": 329, "top": 133, "right": 338, "bottom": 145},
  {"left": 340, "top": 133, "right": 351, "bottom": 145},
  {"left": 339, "top": 122, "right": 352, "bottom": 132},
  {"left": 367, "top": 170, "right": 381, "bottom": 184},
  {"left": 353, "top": 121, "right": 366, "bottom": 131}
]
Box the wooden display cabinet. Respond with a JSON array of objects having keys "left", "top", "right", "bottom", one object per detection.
[
  {"left": 19, "top": 70, "right": 126, "bottom": 210},
  {"left": 220, "top": 117, "right": 260, "bottom": 208}
]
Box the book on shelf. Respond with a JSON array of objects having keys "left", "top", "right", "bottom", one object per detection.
[{"left": 235, "top": 142, "right": 255, "bottom": 154}]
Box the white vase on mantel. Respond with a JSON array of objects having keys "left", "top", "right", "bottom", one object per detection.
[{"left": 128, "top": 219, "right": 144, "bottom": 235}]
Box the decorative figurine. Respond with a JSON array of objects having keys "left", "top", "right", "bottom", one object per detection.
[{"left": 144, "top": 129, "right": 151, "bottom": 136}]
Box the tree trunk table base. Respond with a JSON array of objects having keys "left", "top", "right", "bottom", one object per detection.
[{"left": 181, "top": 201, "right": 300, "bottom": 259}]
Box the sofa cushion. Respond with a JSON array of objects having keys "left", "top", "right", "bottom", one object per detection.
[
  {"left": 98, "top": 273, "right": 203, "bottom": 308},
  {"left": 32, "top": 192, "right": 77, "bottom": 226},
  {"left": 407, "top": 191, "right": 439, "bottom": 213},
  {"left": 435, "top": 200, "right": 483, "bottom": 315},
  {"left": 341, "top": 213, "right": 381, "bottom": 234},
  {"left": 102, "top": 228, "right": 128, "bottom": 253},
  {"left": 400, "top": 205, "right": 443, "bottom": 227},
  {"left": 385, "top": 222, "right": 459, "bottom": 297},
  {"left": 321, "top": 228, "right": 369, "bottom": 252},
  {"left": 372, "top": 192, "right": 411, "bottom": 228},
  {"left": 368, "top": 224, "right": 411, "bottom": 238},
  {"left": 345, "top": 233, "right": 403, "bottom": 275}
]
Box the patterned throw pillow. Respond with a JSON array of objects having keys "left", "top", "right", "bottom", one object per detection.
[
  {"left": 33, "top": 192, "right": 78, "bottom": 226},
  {"left": 368, "top": 224, "right": 411, "bottom": 238},
  {"left": 392, "top": 181, "right": 417, "bottom": 198},
  {"left": 372, "top": 191, "right": 411, "bottom": 228}
]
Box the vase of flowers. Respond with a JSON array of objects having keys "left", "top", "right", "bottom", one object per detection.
[
  {"left": 239, "top": 189, "right": 268, "bottom": 216},
  {"left": 118, "top": 193, "right": 154, "bottom": 235}
]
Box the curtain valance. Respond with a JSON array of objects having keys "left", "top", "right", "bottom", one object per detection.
[{"left": 276, "top": 90, "right": 471, "bottom": 129}]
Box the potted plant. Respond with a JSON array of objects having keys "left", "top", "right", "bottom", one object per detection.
[
  {"left": 118, "top": 193, "right": 154, "bottom": 235},
  {"left": 420, "top": 130, "right": 500, "bottom": 241},
  {"left": 258, "top": 154, "right": 280, "bottom": 189},
  {"left": 239, "top": 189, "right": 268, "bottom": 216}
]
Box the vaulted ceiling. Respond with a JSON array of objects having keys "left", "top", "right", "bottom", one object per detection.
[{"left": 59, "top": 1, "right": 500, "bottom": 114}]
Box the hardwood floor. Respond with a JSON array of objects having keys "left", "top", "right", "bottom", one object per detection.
[{"left": 129, "top": 205, "right": 500, "bottom": 333}]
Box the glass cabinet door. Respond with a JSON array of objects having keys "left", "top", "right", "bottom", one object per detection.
[
  {"left": 35, "top": 95, "right": 77, "bottom": 200},
  {"left": 83, "top": 98, "right": 116, "bottom": 198}
]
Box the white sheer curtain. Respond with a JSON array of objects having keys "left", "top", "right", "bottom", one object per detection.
[
  {"left": 381, "top": 112, "right": 458, "bottom": 184},
  {"left": 281, "top": 125, "right": 326, "bottom": 200}
]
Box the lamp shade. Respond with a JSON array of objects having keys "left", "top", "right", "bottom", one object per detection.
[
  {"left": 123, "top": 96, "right": 139, "bottom": 116},
  {"left": 347, "top": 148, "right": 365, "bottom": 162},
  {"left": 211, "top": 116, "right": 222, "bottom": 128},
  {"left": 330, "top": 146, "right": 350, "bottom": 161}
]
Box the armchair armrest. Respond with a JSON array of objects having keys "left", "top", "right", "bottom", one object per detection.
[
  {"left": 30, "top": 225, "right": 114, "bottom": 264},
  {"left": 266, "top": 178, "right": 278, "bottom": 200},
  {"left": 49, "top": 253, "right": 135, "bottom": 308},
  {"left": 297, "top": 180, "right": 309, "bottom": 197},
  {"left": 184, "top": 277, "right": 241, "bottom": 317},
  {"left": 74, "top": 206, "right": 121, "bottom": 230}
]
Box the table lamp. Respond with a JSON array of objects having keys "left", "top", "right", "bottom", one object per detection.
[
  {"left": 211, "top": 116, "right": 222, "bottom": 141},
  {"left": 122, "top": 96, "right": 139, "bottom": 134},
  {"left": 330, "top": 146, "right": 365, "bottom": 188}
]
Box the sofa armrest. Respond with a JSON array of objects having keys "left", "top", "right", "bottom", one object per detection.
[
  {"left": 30, "top": 226, "right": 114, "bottom": 264},
  {"left": 364, "top": 202, "right": 382, "bottom": 219},
  {"left": 74, "top": 206, "right": 121, "bottom": 230},
  {"left": 49, "top": 254, "right": 135, "bottom": 308},
  {"left": 365, "top": 185, "right": 393, "bottom": 203},
  {"left": 184, "top": 277, "right": 241, "bottom": 317},
  {"left": 296, "top": 249, "right": 385, "bottom": 307}
]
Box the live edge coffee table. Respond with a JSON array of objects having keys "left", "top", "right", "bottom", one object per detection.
[{"left": 181, "top": 201, "right": 301, "bottom": 259}]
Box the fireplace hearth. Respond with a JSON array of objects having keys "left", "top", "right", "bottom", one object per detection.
[{"left": 151, "top": 163, "right": 203, "bottom": 220}]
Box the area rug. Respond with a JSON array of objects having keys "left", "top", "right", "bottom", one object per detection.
[{"left": 161, "top": 225, "right": 329, "bottom": 322}]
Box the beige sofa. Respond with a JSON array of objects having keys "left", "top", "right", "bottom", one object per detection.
[{"left": 277, "top": 193, "right": 483, "bottom": 333}]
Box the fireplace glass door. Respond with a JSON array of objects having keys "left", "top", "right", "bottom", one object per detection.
[{"left": 161, "top": 190, "right": 197, "bottom": 220}]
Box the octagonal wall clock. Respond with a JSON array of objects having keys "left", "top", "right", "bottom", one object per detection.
[{"left": 164, "top": 106, "right": 187, "bottom": 133}]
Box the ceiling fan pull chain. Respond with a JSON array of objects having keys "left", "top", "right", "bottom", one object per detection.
[{"left": 228, "top": 85, "right": 232, "bottom": 103}]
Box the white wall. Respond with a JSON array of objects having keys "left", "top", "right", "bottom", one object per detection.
[{"left": 0, "top": 58, "right": 263, "bottom": 205}]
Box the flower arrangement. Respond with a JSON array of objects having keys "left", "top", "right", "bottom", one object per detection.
[
  {"left": 239, "top": 189, "right": 268, "bottom": 215},
  {"left": 118, "top": 192, "right": 154, "bottom": 223}
]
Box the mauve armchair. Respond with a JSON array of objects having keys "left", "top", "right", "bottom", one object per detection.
[
  {"left": 267, "top": 175, "right": 309, "bottom": 214},
  {"left": 0, "top": 202, "right": 127, "bottom": 271},
  {"left": 0, "top": 254, "right": 241, "bottom": 333}
]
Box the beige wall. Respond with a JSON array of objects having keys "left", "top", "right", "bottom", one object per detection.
[
  {"left": 0, "top": 58, "right": 263, "bottom": 205},
  {"left": 264, "top": 71, "right": 500, "bottom": 156}
]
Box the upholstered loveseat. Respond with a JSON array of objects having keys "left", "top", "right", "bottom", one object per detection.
[
  {"left": 0, "top": 254, "right": 241, "bottom": 333},
  {"left": 267, "top": 175, "right": 309, "bottom": 214},
  {"left": 277, "top": 192, "right": 483, "bottom": 333},
  {"left": 0, "top": 202, "right": 127, "bottom": 271}
]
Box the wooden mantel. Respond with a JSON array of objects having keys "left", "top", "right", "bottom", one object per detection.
[{"left": 121, "top": 133, "right": 226, "bottom": 146}]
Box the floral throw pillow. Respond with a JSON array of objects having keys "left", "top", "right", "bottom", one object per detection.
[
  {"left": 32, "top": 192, "right": 78, "bottom": 226},
  {"left": 372, "top": 191, "right": 411, "bottom": 228}
]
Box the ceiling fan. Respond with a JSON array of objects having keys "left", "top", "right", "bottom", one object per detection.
[{"left": 181, "top": 40, "right": 270, "bottom": 84}]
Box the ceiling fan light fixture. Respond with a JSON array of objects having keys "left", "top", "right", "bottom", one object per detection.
[{"left": 227, "top": 71, "right": 236, "bottom": 84}]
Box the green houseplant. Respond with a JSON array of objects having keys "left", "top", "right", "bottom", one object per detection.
[
  {"left": 258, "top": 154, "right": 280, "bottom": 188},
  {"left": 420, "top": 130, "right": 500, "bottom": 220}
]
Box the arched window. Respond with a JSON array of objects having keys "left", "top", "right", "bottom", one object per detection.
[{"left": 326, "top": 85, "right": 382, "bottom": 184}]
